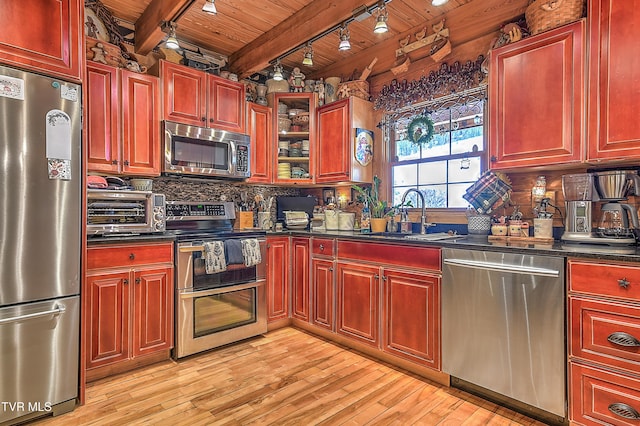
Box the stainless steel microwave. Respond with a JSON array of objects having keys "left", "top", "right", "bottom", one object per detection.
[{"left": 163, "top": 121, "right": 250, "bottom": 179}]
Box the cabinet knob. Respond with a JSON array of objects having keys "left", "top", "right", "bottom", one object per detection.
[
  {"left": 123, "top": 160, "right": 130, "bottom": 166},
  {"left": 490, "top": 156, "right": 497, "bottom": 162},
  {"left": 135, "top": 277, "right": 141, "bottom": 284},
  {"left": 209, "top": 118, "right": 214, "bottom": 123},
  {"left": 329, "top": 267, "right": 333, "bottom": 272},
  {"left": 111, "top": 160, "right": 118, "bottom": 165},
  {"left": 374, "top": 274, "right": 380, "bottom": 279},
  {"left": 608, "top": 402, "right": 640, "bottom": 420},
  {"left": 266, "top": 244, "right": 270, "bottom": 249},
  {"left": 618, "top": 278, "right": 630, "bottom": 288},
  {"left": 319, "top": 244, "right": 324, "bottom": 251},
  {"left": 201, "top": 117, "right": 206, "bottom": 122},
  {"left": 607, "top": 331, "right": 640, "bottom": 347},
  {"left": 382, "top": 275, "right": 388, "bottom": 281},
  {"left": 123, "top": 279, "right": 129, "bottom": 285},
  {"left": 129, "top": 253, "right": 135, "bottom": 260}
]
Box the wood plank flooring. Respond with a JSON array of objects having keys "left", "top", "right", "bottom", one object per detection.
[{"left": 34, "top": 328, "right": 547, "bottom": 425}]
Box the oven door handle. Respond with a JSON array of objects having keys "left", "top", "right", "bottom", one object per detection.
[
  {"left": 179, "top": 239, "right": 267, "bottom": 253},
  {"left": 179, "top": 280, "right": 265, "bottom": 299}
]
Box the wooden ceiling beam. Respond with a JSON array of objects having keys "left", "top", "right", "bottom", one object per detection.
[
  {"left": 229, "top": 0, "right": 376, "bottom": 79},
  {"left": 134, "top": 0, "right": 194, "bottom": 55}
]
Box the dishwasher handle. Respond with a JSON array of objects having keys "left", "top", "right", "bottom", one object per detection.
[{"left": 443, "top": 258, "right": 560, "bottom": 278}]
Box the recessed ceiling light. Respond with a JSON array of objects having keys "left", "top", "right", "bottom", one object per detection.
[{"left": 432, "top": 0, "right": 449, "bottom": 6}]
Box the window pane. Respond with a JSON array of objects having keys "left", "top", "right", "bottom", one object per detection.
[
  {"left": 418, "top": 185, "right": 447, "bottom": 208},
  {"left": 451, "top": 125, "right": 484, "bottom": 155},
  {"left": 393, "top": 186, "right": 414, "bottom": 205},
  {"left": 419, "top": 161, "right": 447, "bottom": 185},
  {"left": 393, "top": 164, "right": 418, "bottom": 186},
  {"left": 448, "top": 157, "right": 482, "bottom": 183},
  {"left": 448, "top": 183, "right": 472, "bottom": 208},
  {"left": 395, "top": 138, "right": 420, "bottom": 161},
  {"left": 421, "top": 132, "right": 449, "bottom": 159}
]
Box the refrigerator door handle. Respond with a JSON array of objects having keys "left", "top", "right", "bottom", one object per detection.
[{"left": 0, "top": 304, "right": 66, "bottom": 325}]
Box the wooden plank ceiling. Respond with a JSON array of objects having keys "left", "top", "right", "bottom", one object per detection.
[{"left": 98, "top": 0, "right": 529, "bottom": 83}]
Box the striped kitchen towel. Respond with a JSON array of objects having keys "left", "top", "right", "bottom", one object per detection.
[{"left": 203, "top": 241, "right": 227, "bottom": 273}]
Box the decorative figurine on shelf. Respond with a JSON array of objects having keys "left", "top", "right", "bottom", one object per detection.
[
  {"left": 288, "top": 67, "right": 306, "bottom": 92},
  {"left": 91, "top": 43, "right": 108, "bottom": 64},
  {"left": 315, "top": 77, "right": 325, "bottom": 106}
]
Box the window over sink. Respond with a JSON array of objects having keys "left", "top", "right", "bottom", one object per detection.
[{"left": 387, "top": 88, "right": 487, "bottom": 208}]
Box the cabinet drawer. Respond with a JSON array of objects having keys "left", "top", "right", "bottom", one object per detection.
[
  {"left": 312, "top": 238, "right": 335, "bottom": 257},
  {"left": 87, "top": 242, "right": 173, "bottom": 270},
  {"left": 337, "top": 240, "right": 441, "bottom": 272},
  {"left": 570, "top": 296, "right": 640, "bottom": 374},
  {"left": 569, "top": 260, "right": 640, "bottom": 302},
  {"left": 570, "top": 362, "right": 640, "bottom": 425}
]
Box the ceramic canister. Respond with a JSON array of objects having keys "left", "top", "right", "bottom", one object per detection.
[{"left": 324, "top": 77, "right": 341, "bottom": 103}]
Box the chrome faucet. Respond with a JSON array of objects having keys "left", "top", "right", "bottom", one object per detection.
[{"left": 401, "top": 188, "right": 428, "bottom": 234}]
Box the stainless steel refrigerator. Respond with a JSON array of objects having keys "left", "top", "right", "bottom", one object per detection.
[{"left": 0, "top": 65, "right": 81, "bottom": 424}]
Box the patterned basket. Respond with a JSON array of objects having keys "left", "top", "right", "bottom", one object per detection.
[{"left": 525, "top": 0, "right": 585, "bottom": 35}]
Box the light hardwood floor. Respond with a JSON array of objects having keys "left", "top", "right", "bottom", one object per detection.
[{"left": 34, "top": 328, "right": 547, "bottom": 425}]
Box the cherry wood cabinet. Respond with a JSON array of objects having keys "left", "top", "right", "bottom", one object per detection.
[
  {"left": 310, "top": 237, "right": 336, "bottom": 331},
  {"left": 587, "top": 1, "right": 640, "bottom": 162},
  {"left": 316, "top": 97, "right": 373, "bottom": 184},
  {"left": 568, "top": 259, "right": 640, "bottom": 425},
  {"left": 266, "top": 236, "right": 289, "bottom": 322},
  {"left": 336, "top": 261, "right": 380, "bottom": 348},
  {"left": 382, "top": 268, "right": 440, "bottom": 369},
  {"left": 85, "top": 242, "right": 174, "bottom": 381},
  {"left": 0, "top": 0, "right": 83, "bottom": 82},
  {"left": 86, "top": 62, "right": 161, "bottom": 175},
  {"left": 291, "top": 237, "right": 310, "bottom": 322},
  {"left": 489, "top": 20, "right": 585, "bottom": 170},
  {"left": 247, "top": 103, "right": 272, "bottom": 183},
  {"left": 311, "top": 258, "right": 335, "bottom": 331},
  {"left": 271, "top": 93, "right": 316, "bottom": 184},
  {"left": 161, "top": 61, "right": 245, "bottom": 133}
]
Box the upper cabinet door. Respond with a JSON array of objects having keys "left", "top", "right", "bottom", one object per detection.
[
  {"left": 86, "top": 62, "right": 120, "bottom": 173},
  {"left": 489, "top": 20, "right": 585, "bottom": 170},
  {"left": 247, "top": 103, "right": 272, "bottom": 184},
  {"left": 121, "top": 70, "right": 161, "bottom": 176},
  {"left": 587, "top": 1, "right": 640, "bottom": 162},
  {"left": 316, "top": 99, "right": 351, "bottom": 183},
  {"left": 208, "top": 75, "right": 246, "bottom": 133},
  {"left": 0, "top": 0, "right": 82, "bottom": 82},
  {"left": 162, "top": 61, "right": 207, "bottom": 126}
]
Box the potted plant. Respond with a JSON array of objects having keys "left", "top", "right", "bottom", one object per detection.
[{"left": 353, "top": 176, "right": 406, "bottom": 232}]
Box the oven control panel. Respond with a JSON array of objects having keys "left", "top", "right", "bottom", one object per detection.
[{"left": 166, "top": 201, "right": 235, "bottom": 220}]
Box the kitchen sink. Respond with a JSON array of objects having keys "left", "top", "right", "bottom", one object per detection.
[
  {"left": 403, "top": 232, "right": 464, "bottom": 241},
  {"left": 370, "top": 232, "right": 464, "bottom": 241}
]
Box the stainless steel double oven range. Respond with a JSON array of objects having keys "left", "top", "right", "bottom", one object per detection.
[{"left": 166, "top": 201, "right": 267, "bottom": 359}]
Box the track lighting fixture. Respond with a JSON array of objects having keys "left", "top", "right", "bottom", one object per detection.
[
  {"left": 338, "top": 24, "right": 351, "bottom": 51},
  {"left": 273, "top": 60, "right": 284, "bottom": 81},
  {"left": 165, "top": 22, "right": 180, "bottom": 49},
  {"left": 373, "top": 1, "right": 388, "bottom": 34},
  {"left": 302, "top": 42, "right": 313, "bottom": 66},
  {"left": 202, "top": 0, "right": 217, "bottom": 14}
]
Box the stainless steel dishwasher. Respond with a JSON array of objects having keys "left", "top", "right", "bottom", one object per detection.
[{"left": 442, "top": 248, "right": 566, "bottom": 424}]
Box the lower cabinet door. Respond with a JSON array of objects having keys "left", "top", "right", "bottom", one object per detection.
[
  {"left": 312, "top": 258, "right": 335, "bottom": 331},
  {"left": 132, "top": 267, "right": 174, "bottom": 356},
  {"left": 336, "top": 262, "right": 379, "bottom": 347},
  {"left": 266, "top": 237, "right": 289, "bottom": 321},
  {"left": 382, "top": 268, "right": 440, "bottom": 370},
  {"left": 570, "top": 362, "right": 640, "bottom": 425},
  {"left": 85, "top": 271, "right": 130, "bottom": 369},
  {"left": 291, "top": 238, "right": 310, "bottom": 322}
]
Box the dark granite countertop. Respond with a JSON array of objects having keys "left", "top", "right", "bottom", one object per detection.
[
  {"left": 86, "top": 229, "right": 640, "bottom": 262},
  {"left": 270, "top": 229, "right": 640, "bottom": 263}
]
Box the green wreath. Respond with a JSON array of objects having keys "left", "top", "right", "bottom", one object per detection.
[{"left": 407, "top": 116, "right": 435, "bottom": 146}]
